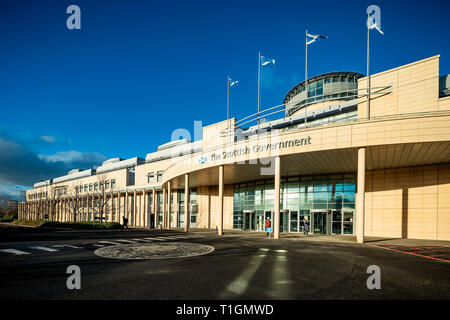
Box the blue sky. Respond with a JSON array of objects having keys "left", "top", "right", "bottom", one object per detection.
[{"left": 0, "top": 0, "right": 449, "bottom": 199}]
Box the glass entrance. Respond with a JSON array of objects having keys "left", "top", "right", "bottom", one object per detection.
[
  {"left": 289, "top": 211, "right": 299, "bottom": 232},
  {"left": 343, "top": 210, "right": 354, "bottom": 234},
  {"left": 288, "top": 210, "right": 310, "bottom": 233},
  {"left": 311, "top": 210, "right": 328, "bottom": 234},
  {"left": 280, "top": 210, "right": 289, "bottom": 232},
  {"left": 243, "top": 210, "right": 256, "bottom": 231},
  {"left": 331, "top": 210, "right": 342, "bottom": 234}
]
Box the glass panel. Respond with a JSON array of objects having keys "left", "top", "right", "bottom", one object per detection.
[
  {"left": 332, "top": 210, "right": 342, "bottom": 234},
  {"left": 343, "top": 211, "right": 354, "bottom": 234},
  {"left": 290, "top": 211, "right": 298, "bottom": 232}
]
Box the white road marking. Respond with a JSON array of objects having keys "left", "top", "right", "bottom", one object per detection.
[
  {"left": 132, "top": 239, "right": 152, "bottom": 242},
  {"left": 116, "top": 239, "right": 138, "bottom": 243},
  {"left": 144, "top": 237, "right": 165, "bottom": 241},
  {"left": 219, "top": 252, "right": 268, "bottom": 298},
  {"left": 29, "top": 246, "right": 59, "bottom": 252},
  {"left": 99, "top": 241, "right": 121, "bottom": 245},
  {"left": 0, "top": 249, "right": 31, "bottom": 255},
  {"left": 93, "top": 244, "right": 105, "bottom": 247},
  {"left": 51, "top": 244, "right": 82, "bottom": 249}
]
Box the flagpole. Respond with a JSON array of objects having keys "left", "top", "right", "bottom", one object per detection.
[
  {"left": 304, "top": 29, "right": 308, "bottom": 127},
  {"left": 257, "top": 51, "right": 261, "bottom": 125},
  {"left": 227, "top": 75, "right": 230, "bottom": 120},
  {"left": 227, "top": 75, "right": 231, "bottom": 144},
  {"left": 366, "top": 13, "right": 370, "bottom": 120}
]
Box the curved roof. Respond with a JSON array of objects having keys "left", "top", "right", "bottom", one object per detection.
[{"left": 283, "top": 71, "right": 364, "bottom": 104}]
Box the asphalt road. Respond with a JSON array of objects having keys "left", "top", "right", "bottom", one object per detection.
[{"left": 0, "top": 224, "right": 449, "bottom": 300}]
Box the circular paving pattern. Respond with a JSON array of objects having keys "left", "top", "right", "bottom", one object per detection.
[{"left": 93, "top": 242, "right": 215, "bottom": 260}]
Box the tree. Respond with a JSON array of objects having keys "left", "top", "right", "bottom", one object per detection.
[
  {"left": 92, "top": 174, "right": 112, "bottom": 223},
  {"left": 65, "top": 182, "right": 84, "bottom": 222},
  {"left": 47, "top": 185, "right": 63, "bottom": 221}
]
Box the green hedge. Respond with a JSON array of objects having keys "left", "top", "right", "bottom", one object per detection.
[
  {"left": 11, "top": 220, "right": 122, "bottom": 230},
  {"left": 0, "top": 216, "right": 15, "bottom": 223}
]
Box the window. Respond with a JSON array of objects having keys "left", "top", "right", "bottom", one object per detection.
[
  {"left": 84, "top": 184, "right": 88, "bottom": 192},
  {"left": 127, "top": 167, "right": 135, "bottom": 186},
  {"left": 148, "top": 172, "right": 155, "bottom": 183},
  {"left": 89, "top": 184, "right": 93, "bottom": 192},
  {"left": 94, "top": 183, "right": 98, "bottom": 191},
  {"left": 105, "top": 180, "right": 110, "bottom": 189},
  {"left": 157, "top": 171, "right": 163, "bottom": 182},
  {"left": 111, "top": 180, "right": 116, "bottom": 188}
]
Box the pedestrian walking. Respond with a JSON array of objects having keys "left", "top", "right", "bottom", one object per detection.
[
  {"left": 303, "top": 218, "right": 309, "bottom": 235},
  {"left": 122, "top": 216, "right": 129, "bottom": 230},
  {"left": 265, "top": 218, "right": 272, "bottom": 237}
]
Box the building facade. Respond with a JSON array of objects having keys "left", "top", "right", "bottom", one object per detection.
[{"left": 19, "top": 55, "right": 450, "bottom": 242}]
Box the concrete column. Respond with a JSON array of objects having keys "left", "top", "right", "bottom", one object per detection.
[
  {"left": 356, "top": 147, "right": 366, "bottom": 244},
  {"left": 116, "top": 193, "right": 120, "bottom": 223},
  {"left": 153, "top": 189, "right": 157, "bottom": 228},
  {"left": 167, "top": 182, "right": 172, "bottom": 229},
  {"left": 98, "top": 194, "right": 102, "bottom": 222},
  {"left": 138, "top": 191, "right": 142, "bottom": 227},
  {"left": 218, "top": 165, "right": 224, "bottom": 236},
  {"left": 133, "top": 190, "right": 137, "bottom": 227},
  {"left": 143, "top": 191, "right": 147, "bottom": 227},
  {"left": 174, "top": 190, "right": 179, "bottom": 228},
  {"left": 274, "top": 156, "right": 281, "bottom": 240},
  {"left": 108, "top": 193, "right": 112, "bottom": 222},
  {"left": 184, "top": 174, "right": 190, "bottom": 232},
  {"left": 91, "top": 196, "right": 95, "bottom": 221},
  {"left": 86, "top": 196, "right": 89, "bottom": 221},
  {"left": 162, "top": 187, "right": 167, "bottom": 229},
  {"left": 125, "top": 192, "right": 129, "bottom": 223}
]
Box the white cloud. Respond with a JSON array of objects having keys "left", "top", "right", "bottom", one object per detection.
[
  {"left": 40, "top": 135, "right": 56, "bottom": 143},
  {"left": 38, "top": 150, "right": 106, "bottom": 165},
  {"left": 0, "top": 131, "right": 107, "bottom": 188}
]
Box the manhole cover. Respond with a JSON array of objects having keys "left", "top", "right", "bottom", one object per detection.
[{"left": 94, "top": 242, "right": 215, "bottom": 260}]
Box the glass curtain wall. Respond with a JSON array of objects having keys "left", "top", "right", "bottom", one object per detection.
[{"left": 233, "top": 173, "right": 355, "bottom": 234}]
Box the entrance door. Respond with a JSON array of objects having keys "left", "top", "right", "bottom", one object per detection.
[
  {"left": 149, "top": 213, "right": 155, "bottom": 229},
  {"left": 243, "top": 210, "right": 256, "bottom": 230},
  {"left": 280, "top": 210, "right": 289, "bottom": 232},
  {"left": 331, "top": 210, "right": 342, "bottom": 234},
  {"left": 342, "top": 210, "right": 354, "bottom": 234},
  {"left": 289, "top": 211, "right": 299, "bottom": 232},
  {"left": 311, "top": 210, "right": 328, "bottom": 234}
]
